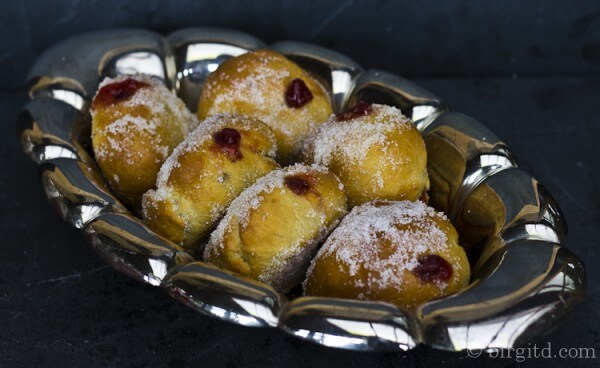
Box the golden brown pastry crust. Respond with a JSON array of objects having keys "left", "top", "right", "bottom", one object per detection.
[
  {"left": 203, "top": 164, "right": 347, "bottom": 293},
  {"left": 197, "top": 49, "right": 333, "bottom": 164},
  {"left": 304, "top": 200, "right": 470, "bottom": 311},
  {"left": 142, "top": 114, "right": 279, "bottom": 250},
  {"left": 91, "top": 75, "right": 197, "bottom": 208},
  {"left": 301, "top": 103, "right": 429, "bottom": 207}
]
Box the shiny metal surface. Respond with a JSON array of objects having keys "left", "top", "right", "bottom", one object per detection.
[
  {"left": 453, "top": 168, "right": 567, "bottom": 272},
  {"left": 17, "top": 97, "right": 91, "bottom": 163},
  {"left": 280, "top": 297, "right": 416, "bottom": 351},
  {"left": 163, "top": 261, "right": 285, "bottom": 327},
  {"left": 84, "top": 213, "right": 193, "bottom": 286},
  {"left": 40, "top": 158, "right": 127, "bottom": 229},
  {"left": 422, "top": 112, "right": 517, "bottom": 218},
  {"left": 418, "top": 241, "right": 584, "bottom": 351},
  {"left": 348, "top": 69, "right": 448, "bottom": 130},
  {"left": 18, "top": 27, "right": 585, "bottom": 352},
  {"left": 169, "top": 28, "right": 266, "bottom": 111},
  {"left": 27, "top": 28, "right": 170, "bottom": 111}
]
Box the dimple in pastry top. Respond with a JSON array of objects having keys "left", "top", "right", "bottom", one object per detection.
[
  {"left": 304, "top": 200, "right": 470, "bottom": 311},
  {"left": 142, "top": 114, "right": 279, "bottom": 250},
  {"left": 91, "top": 75, "right": 197, "bottom": 208},
  {"left": 203, "top": 164, "right": 348, "bottom": 293},
  {"left": 301, "top": 102, "right": 430, "bottom": 207},
  {"left": 197, "top": 49, "right": 333, "bottom": 164}
]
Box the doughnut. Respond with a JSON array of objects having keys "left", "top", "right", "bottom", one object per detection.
[
  {"left": 301, "top": 102, "right": 430, "bottom": 207},
  {"left": 203, "top": 164, "right": 347, "bottom": 293},
  {"left": 197, "top": 49, "right": 333, "bottom": 164},
  {"left": 304, "top": 200, "right": 470, "bottom": 311},
  {"left": 142, "top": 114, "right": 279, "bottom": 250},
  {"left": 91, "top": 75, "right": 197, "bottom": 208}
]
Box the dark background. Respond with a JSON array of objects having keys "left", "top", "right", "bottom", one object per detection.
[{"left": 1, "top": 0, "right": 599, "bottom": 367}]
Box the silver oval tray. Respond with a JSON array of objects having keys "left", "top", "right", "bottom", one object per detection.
[{"left": 17, "top": 27, "right": 585, "bottom": 352}]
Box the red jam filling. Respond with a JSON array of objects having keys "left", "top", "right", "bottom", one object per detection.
[
  {"left": 92, "top": 78, "right": 149, "bottom": 109},
  {"left": 413, "top": 254, "right": 453, "bottom": 282},
  {"left": 285, "top": 78, "right": 313, "bottom": 108},
  {"left": 213, "top": 128, "right": 242, "bottom": 160},
  {"left": 284, "top": 174, "right": 313, "bottom": 195},
  {"left": 336, "top": 100, "right": 373, "bottom": 121}
]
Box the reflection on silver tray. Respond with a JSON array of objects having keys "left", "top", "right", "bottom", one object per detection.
[{"left": 17, "top": 27, "right": 585, "bottom": 352}]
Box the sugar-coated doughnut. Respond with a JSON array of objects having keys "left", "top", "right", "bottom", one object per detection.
[
  {"left": 91, "top": 75, "right": 197, "bottom": 208},
  {"left": 142, "top": 114, "right": 279, "bottom": 250},
  {"left": 302, "top": 102, "right": 429, "bottom": 207},
  {"left": 203, "top": 164, "right": 347, "bottom": 293},
  {"left": 304, "top": 200, "right": 470, "bottom": 311}
]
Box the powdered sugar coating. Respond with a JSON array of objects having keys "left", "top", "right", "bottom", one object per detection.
[
  {"left": 92, "top": 75, "right": 198, "bottom": 162},
  {"left": 306, "top": 200, "right": 457, "bottom": 295},
  {"left": 301, "top": 103, "right": 429, "bottom": 206},
  {"left": 206, "top": 56, "right": 291, "bottom": 113},
  {"left": 95, "top": 75, "right": 197, "bottom": 129},
  {"left": 151, "top": 114, "right": 277, "bottom": 201},
  {"left": 142, "top": 114, "right": 278, "bottom": 233},
  {"left": 203, "top": 163, "right": 346, "bottom": 291},
  {"left": 96, "top": 113, "right": 164, "bottom": 164},
  {"left": 304, "top": 104, "right": 412, "bottom": 167},
  {"left": 205, "top": 163, "right": 334, "bottom": 251}
]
